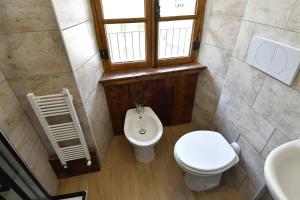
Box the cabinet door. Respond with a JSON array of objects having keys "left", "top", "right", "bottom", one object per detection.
[
  {"left": 103, "top": 70, "right": 200, "bottom": 135},
  {"left": 104, "top": 84, "right": 131, "bottom": 134},
  {"left": 129, "top": 78, "right": 175, "bottom": 125},
  {"left": 172, "top": 73, "right": 198, "bottom": 124}
]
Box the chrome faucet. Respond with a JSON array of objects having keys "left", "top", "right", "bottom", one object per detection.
[{"left": 134, "top": 101, "right": 144, "bottom": 117}]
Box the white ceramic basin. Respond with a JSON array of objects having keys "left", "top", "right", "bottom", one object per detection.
[
  {"left": 124, "top": 107, "right": 163, "bottom": 163},
  {"left": 264, "top": 140, "right": 300, "bottom": 200}
]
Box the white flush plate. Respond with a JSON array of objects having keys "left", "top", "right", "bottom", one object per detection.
[{"left": 246, "top": 35, "right": 300, "bottom": 85}]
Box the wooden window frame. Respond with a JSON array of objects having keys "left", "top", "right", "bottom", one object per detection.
[{"left": 90, "top": 0, "right": 206, "bottom": 72}]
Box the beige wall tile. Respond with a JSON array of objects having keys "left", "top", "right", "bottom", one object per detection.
[
  {"left": 50, "top": 1, "right": 105, "bottom": 158},
  {"left": 202, "top": 15, "right": 243, "bottom": 51},
  {"left": 4, "top": 120, "right": 59, "bottom": 195},
  {"left": 0, "top": 0, "right": 58, "bottom": 33},
  {"left": 75, "top": 104, "right": 96, "bottom": 145},
  {"left": 214, "top": 85, "right": 274, "bottom": 152},
  {"left": 8, "top": 73, "right": 82, "bottom": 111},
  {"left": 74, "top": 54, "right": 102, "bottom": 103},
  {"left": 238, "top": 177, "right": 257, "bottom": 200},
  {"left": 237, "top": 136, "right": 265, "bottom": 190},
  {"left": 192, "top": 70, "right": 221, "bottom": 129},
  {"left": 253, "top": 77, "right": 300, "bottom": 139},
  {"left": 0, "top": 81, "right": 24, "bottom": 133},
  {"left": 96, "top": 120, "right": 114, "bottom": 160},
  {"left": 8, "top": 115, "right": 40, "bottom": 161},
  {"left": 209, "top": 0, "right": 248, "bottom": 17},
  {"left": 193, "top": 38, "right": 232, "bottom": 129},
  {"left": 73, "top": 103, "right": 95, "bottom": 131},
  {"left": 84, "top": 86, "right": 113, "bottom": 160},
  {"left": 0, "top": 69, "right": 5, "bottom": 82},
  {"left": 43, "top": 163, "right": 60, "bottom": 195},
  {"left": 0, "top": 31, "right": 71, "bottom": 79},
  {"left": 193, "top": 0, "right": 246, "bottom": 130},
  {"left": 0, "top": 0, "right": 97, "bottom": 195},
  {"left": 51, "top": 0, "right": 91, "bottom": 30},
  {"left": 192, "top": 104, "right": 215, "bottom": 130},
  {"left": 224, "top": 58, "right": 266, "bottom": 106},
  {"left": 213, "top": 87, "right": 241, "bottom": 142},
  {"left": 0, "top": 80, "right": 60, "bottom": 195},
  {"left": 82, "top": 126, "right": 98, "bottom": 149},
  {"left": 40, "top": 135, "right": 55, "bottom": 155},
  {"left": 25, "top": 110, "right": 48, "bottom": 138},
  {"left": 202, "top": 0, "right": 300, "bottom": 196},
  {"left": 232, "top": 21, "right": 256, "bottom": 61},
  {"left": 213, "top": 112, "right": 240, "bottom": 143},
  {"left": 73, "top": 104, "right": 97, "bottom": 149},
  {"left": 261, "top": 129, "right": 291, "bottom": 159},
  {"left": 84, "top": 86, "right": 110, "bottom": 129},
  {"left": 244, "top": 0, "right": 297, "bottom": 28},
  {"left": 286, "top": 0, "right": 300, "bottom": 33},
  {"left": 226, "top": 164, "right": 247, "bottom": 189},
  {"left": 292, "top": 72, "right": 300, "bottom": 92},
  {"left": 26, "top": 138, "right": 59, "bottom": 195},
  {"left": 254, "top": 23, "right": 300, "bottom": 49},
  {"left": 62, "top": 21, "right": 98, "bottom": 71},
  {"left": 198, "top": 44, "right": 231, "bottom": 84}
]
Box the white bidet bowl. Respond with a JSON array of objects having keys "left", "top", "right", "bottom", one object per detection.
[{"left": 124, "top": 107, "right": 163, "bottom": 163}]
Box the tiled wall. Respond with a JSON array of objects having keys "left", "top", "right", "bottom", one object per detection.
[
  {"left": 0, "top": 0, "right": 98, "bottom": 155},
  {"left": 51, "top": 0, "right": 114, "bottom": 160},
  {"left": 0, "top": 0, "right": 109, "bottom": 194},
  {"left": 193, "top": 0, "right": 300, "bottom": 199},
  {"left": 192, "top": 0, "right": 248, "bottom": 129},
  {"left": 0, "top": 69, "right": 59, "bottom": 195}
]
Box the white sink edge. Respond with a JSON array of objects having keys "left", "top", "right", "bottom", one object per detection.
[{"left": 264, "top": 140, "right": 300, "bottom": 200}]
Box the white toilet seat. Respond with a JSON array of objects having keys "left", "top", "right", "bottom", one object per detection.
[
  {"left": 174, "top": 150, "right": 238, "bottom": 176},
  {"left": 174, "top": 131, "right": 239, "bottom": 174}
]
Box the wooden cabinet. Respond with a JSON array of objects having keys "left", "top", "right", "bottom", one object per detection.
[{"left": 100, "top": 65, "right": 205, "bottom": 135}]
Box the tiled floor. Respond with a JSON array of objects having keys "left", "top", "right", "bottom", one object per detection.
[{"left": 58, "top": 124, "right": 242, "bottom": 200}]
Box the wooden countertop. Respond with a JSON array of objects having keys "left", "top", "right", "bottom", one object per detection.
[{"left": 99, "top": 64, "right": 206, "bottom": 84}]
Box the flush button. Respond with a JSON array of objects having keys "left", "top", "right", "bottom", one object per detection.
[{"left": 246, "top": 35, "right": 300, "bottom": 85}]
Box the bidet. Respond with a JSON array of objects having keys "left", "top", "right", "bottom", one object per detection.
[{"left": 124, "top": 107, "right": 163, "bottom": 163}]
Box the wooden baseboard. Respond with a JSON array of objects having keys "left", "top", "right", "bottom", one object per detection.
[{"left": 49, "top": 149, "right": 100, "bottom": 179}]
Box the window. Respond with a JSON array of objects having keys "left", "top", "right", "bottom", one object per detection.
[{"left": 90, "top": 0, "right": 206, "bottom": 72}]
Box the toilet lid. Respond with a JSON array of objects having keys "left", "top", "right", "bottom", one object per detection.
[{"left": 174, "top": 131, "right": 237, "bottom": 172}]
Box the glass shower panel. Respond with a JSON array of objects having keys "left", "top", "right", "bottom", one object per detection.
[{"left": 0, "top": 131, "right": 50, "bottom": 200}]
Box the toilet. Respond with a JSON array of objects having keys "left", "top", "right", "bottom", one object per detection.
[{"left": 174, "top": 131, "right": 240, "bottom": 192}]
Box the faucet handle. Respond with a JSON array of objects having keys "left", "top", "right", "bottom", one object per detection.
[
  {"left": 134, "top": 101, "right": 140, "bottom": 108},
  {"left": 133, "top": 97, "right": 142, "bottom": 107},
  {"left": 133, "top": 97, "right": 138, "bottom": 104}
]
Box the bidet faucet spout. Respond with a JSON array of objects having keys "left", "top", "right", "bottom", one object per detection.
[{"left": 134, "top": 101, "right": 144, "bottom": 116}]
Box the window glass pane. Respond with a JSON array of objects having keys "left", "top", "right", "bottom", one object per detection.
[
  {"left": 158, "top": 20, "right": 193, "bottom": 59},
  {"left": 101, "top": 0, "right": 145, "bottom": 19},
  {"left": 160, "top": 0, "right": 197, "bottom": 17},
  {"left": 106, "top": 23, "right": 146, "bottom": 63}
]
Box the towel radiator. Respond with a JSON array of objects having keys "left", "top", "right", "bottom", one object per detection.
[{"left": 27, "top": 89, "right": 91, "bottom": 168}]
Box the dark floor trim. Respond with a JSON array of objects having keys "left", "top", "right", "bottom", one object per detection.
[{"left": 53, "top": 191, "right": 87, "bottom": 200}]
